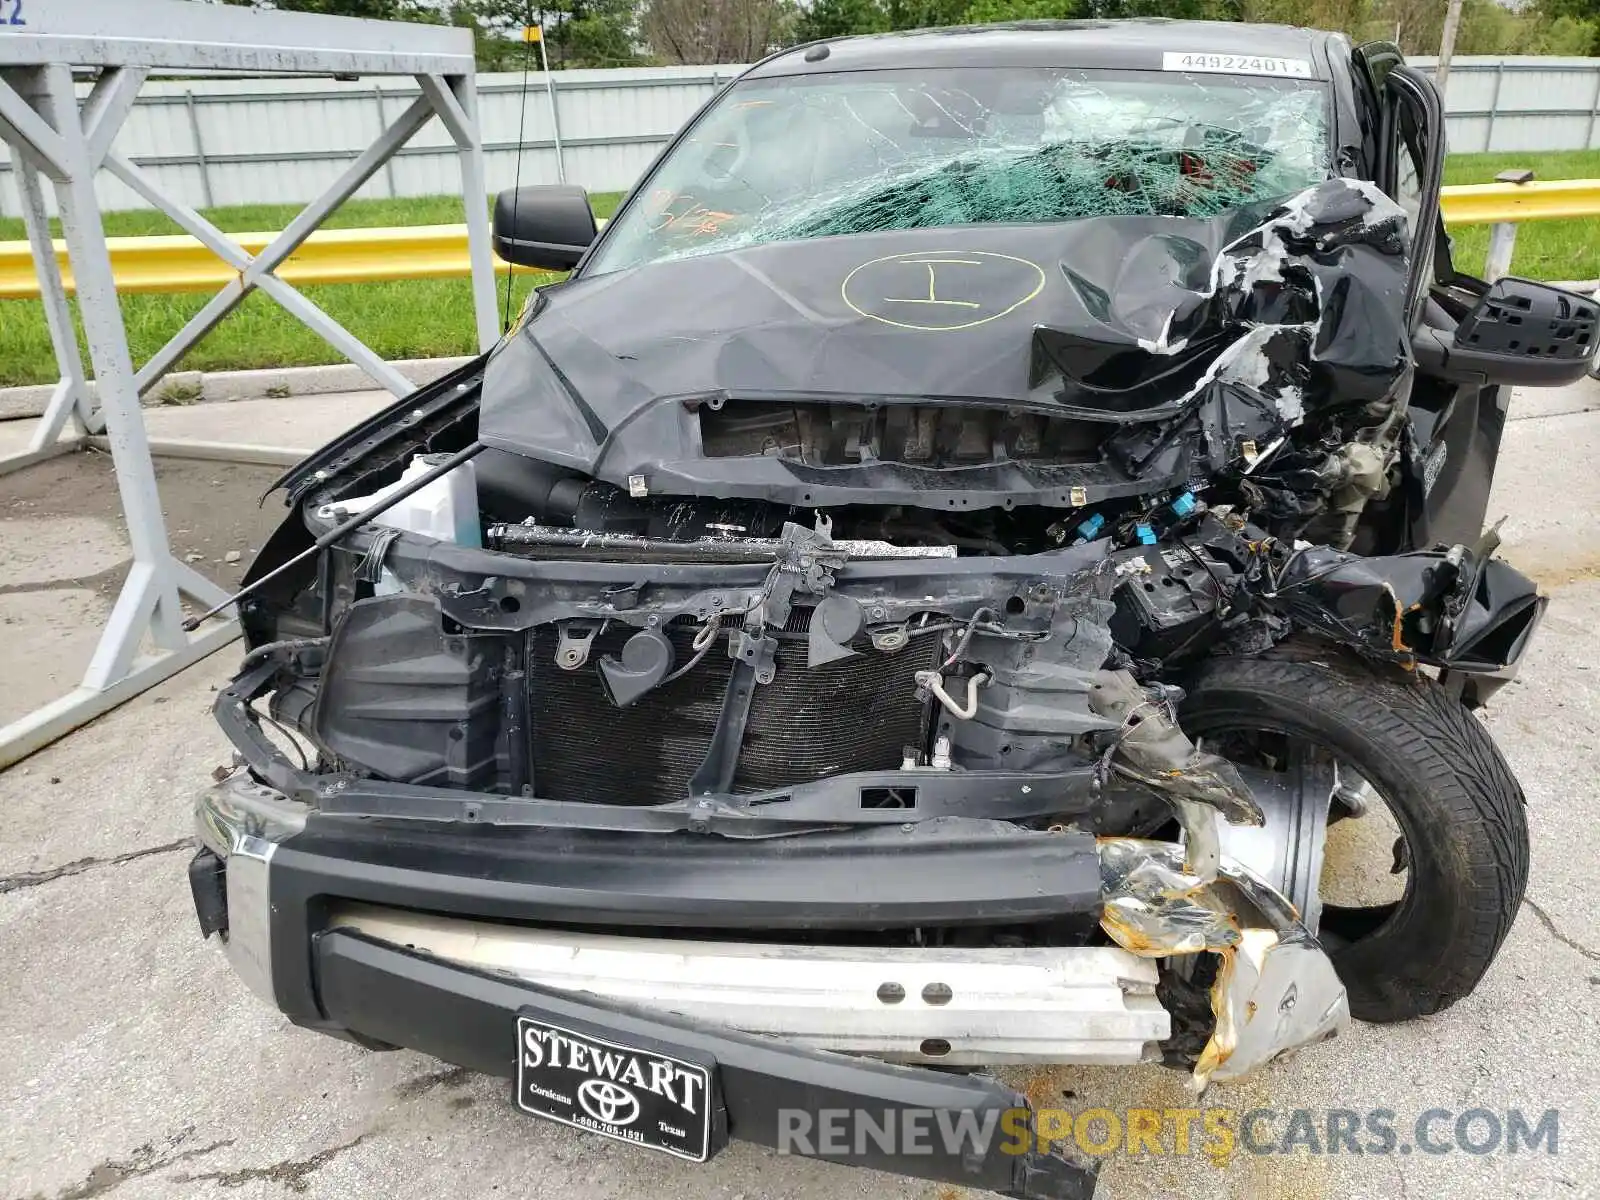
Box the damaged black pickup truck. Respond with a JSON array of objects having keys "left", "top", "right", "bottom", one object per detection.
[{"left": 191, "top": 20, "right": 1598, "bottom": 1199}]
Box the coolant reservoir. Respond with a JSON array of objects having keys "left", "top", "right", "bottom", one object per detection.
[{"left": 319, "top": 453, "right": 481, "bottom": 548}]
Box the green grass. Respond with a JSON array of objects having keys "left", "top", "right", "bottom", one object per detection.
[
  {"left": 2, "top": 278, "right": 549, "bottom": 387},
  {"left": 0, "top": 194, "right": 525, "bottom": 242},
  {"left": 0, "top": 192, "right": 623, "bottom": 388},
  {"left": 3, "top": 150, "right": 1599, "bottom": 389},
  {"left": 1442, "top": 149, "right": 1600, "bottom": 282}
]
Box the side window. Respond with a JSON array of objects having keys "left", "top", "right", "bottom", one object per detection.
[
  {"left": 1376, "top": 66, "right": 1448, "bottom": 323},
  {"left": 1390, "top": 101, "right": 1450, "bottom": 288},
  {"left": 1394, "top": 131, "right": 1423, "bottom": 231}
]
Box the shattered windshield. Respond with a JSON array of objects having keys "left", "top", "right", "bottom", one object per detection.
[{"left": 588, "top": 67, "right": 1332, "bottom": 275}]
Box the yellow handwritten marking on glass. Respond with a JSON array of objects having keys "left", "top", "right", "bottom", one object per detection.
[{"left": 841, "top": 250, "right": 1046, "bottom": 331}]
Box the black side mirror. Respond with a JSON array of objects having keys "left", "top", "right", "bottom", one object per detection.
[
  {"left": 1414, "top": 277, "right": 1598, "bottom": 387},
  {"left": 492, "top": 184, "right": 596, "bottom": 271},
  {"left": 1453, "top": 277, "right": 1596, "bottom": 385}
]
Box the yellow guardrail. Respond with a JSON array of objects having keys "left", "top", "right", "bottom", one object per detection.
[
  {"left": 3, "top": 181, "right": 1597, "bottom": 302},
  {"left": 1437, "top": 178, "right": 1600, "bottom": 226},
  {"left": 0, "top": 223, "right": 519, "bottom": 301}
]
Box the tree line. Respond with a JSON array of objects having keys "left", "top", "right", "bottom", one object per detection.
[{"left": 216, "top": 0, "right": 1600, "bottom": 67}]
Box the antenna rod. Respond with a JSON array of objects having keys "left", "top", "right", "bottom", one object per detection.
[
  {"left": 504, "top": 3, "right": 537, "bottom": 331},
  {"left": 183, "top": 442, "right": 486, "bottom": 632}
]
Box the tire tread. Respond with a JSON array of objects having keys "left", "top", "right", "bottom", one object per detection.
[{"left": 1182, "top": 645, "right": 1529, "bottom": 1021}]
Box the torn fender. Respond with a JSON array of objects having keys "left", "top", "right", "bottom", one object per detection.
[
  {"left": 1098, "top": 838, "right": 1348, "bottom": 1090},
  {"left": 478, "top": 181, "right": 1412, "bottom": 523},
  {"left": 1264, "top": 541, "right": 1546, "bottom": 671}
]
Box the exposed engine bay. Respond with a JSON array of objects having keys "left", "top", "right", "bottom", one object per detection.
[
  {"left": 218, "top": 175, "right": 1556, "bottom": 1098},
  {"left": 253, "top": 176, "right": 1545, "bottom": 787},
  {"left": 189, "top": 26, "right": 1600, "bottom": 1200}
]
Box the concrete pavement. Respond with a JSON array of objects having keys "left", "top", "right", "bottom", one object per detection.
[{"left": 2, "top": 381, "right": 1599, "bottom": 1200}]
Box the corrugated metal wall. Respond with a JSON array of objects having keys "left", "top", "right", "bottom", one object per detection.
[
  {"left": 3, "top": 56, "right": 1598, "bottom": 218},
  {"left": 0, "top": 65, "right": 740, "bottom": 218},
  {"left": 1413, "top": 56, "right": 1600, "bottom": 157}
]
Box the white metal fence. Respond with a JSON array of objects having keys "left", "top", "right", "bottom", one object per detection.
[
  {"left": 1414, "top": 55, "right": 1600, "bottom": 155},
  {"left": 3, "top": 55, "right": 1598, "bottom": 219},
  {"left": 0, "top": 65, "right": 734, "bottom": 217}
]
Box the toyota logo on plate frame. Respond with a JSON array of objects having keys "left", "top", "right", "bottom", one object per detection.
[
  {"left": 577, "top": 1078, "right": 642, "bottom": 1126},
  {"left": 514, "top": 1014, "right": 717, "bottom": 1162}
]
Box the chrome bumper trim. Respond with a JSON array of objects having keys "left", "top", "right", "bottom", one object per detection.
[
  {"left": 221, "top": 837, "right": 277, "bottom": 1004},
  {"left": 195, "top": 772, "right": 308, "bottom": 1006},
  {"left": 328, "top": 902, "right": 1170, "bottom": 1066}
]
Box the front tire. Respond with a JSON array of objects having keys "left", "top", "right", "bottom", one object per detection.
[{"left": 1180, "top": 645, "right": 1529, "bottom": 1022}]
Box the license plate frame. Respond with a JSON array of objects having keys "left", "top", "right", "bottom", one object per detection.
[{"left": 513, "top": 1013, "right": 718, "bottom": 1163}]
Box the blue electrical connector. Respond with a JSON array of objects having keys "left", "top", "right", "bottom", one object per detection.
[
  {"left": 1170, "top": 491, "right": 1198, "bottom": 518},
  {"left": 1135, "top": 522, "right": 1157, "bottom": 545},
  {"left": 1072, "top": 513, "right": 1105, "bottom": 544}
]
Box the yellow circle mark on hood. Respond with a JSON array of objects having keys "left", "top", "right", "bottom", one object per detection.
[{"left": 842, "top": 250, "right": 1047, "bottom": 331}]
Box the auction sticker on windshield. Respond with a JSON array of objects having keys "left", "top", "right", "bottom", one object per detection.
[
  {"left": 515, "top": 1015, "right": 716, "bottom": 1162},
  {"left": 1162, "top": 52, "right": 1313, "bottom": 78}
]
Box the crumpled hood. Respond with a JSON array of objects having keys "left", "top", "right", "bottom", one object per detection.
[{"left": 480, "top": 179, "right": 1411, "bottom": 510}]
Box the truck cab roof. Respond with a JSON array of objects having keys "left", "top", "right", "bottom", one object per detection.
[{"left": 751, "top": 19, "right": 1344, "bottom": 81}]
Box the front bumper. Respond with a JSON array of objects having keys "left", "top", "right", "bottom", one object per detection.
[
  {"left": 193, "top": 750, "right": 1347, "bottom": 1198},
  {"left": 194, "top": 771, "right": 1121, "bottom": 1199},
  {"left": 315, "top": 928, "right": 1101, "bottom": 1199},
  {"left": 192, "top": 771, "right": 1152, "bottom": 1065}
]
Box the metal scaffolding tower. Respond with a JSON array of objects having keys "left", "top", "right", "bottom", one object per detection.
[{"left": 0, "top": 0, "right": 497, "bottom": 766}]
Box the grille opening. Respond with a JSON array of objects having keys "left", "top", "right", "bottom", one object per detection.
[
  {"left": 698, "top": 400, "right": 1102, "bottom": 467},
  {"left": 527, "top": 622, "right": 730, "bottom": 806},
  {"left": 861, "top": 786, "right": 917, "bottom": 809},
  {"left": 746, "top": 792, "right": 792, "bottom": 807},
  {"left": 526, "top": 610, "right": 938, "bottom": 805},
  {"left": 731, "top": 632, "right": 938, "bottom": 793}
]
